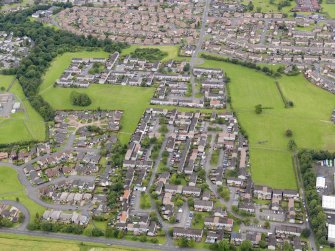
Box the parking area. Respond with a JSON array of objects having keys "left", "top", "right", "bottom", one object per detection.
[{"left": 0, "top": 93, "right": 16, "bottom": 117}]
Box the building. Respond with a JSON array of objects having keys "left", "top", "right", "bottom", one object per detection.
[
  {"left": 328, "top": 224, "right": 335, "bottom": 244},
  {"left": 322, "top": 195, "right": 335, "bottom": 211},
  {"left": 173, "top": 227, "right": 203, "bottom": 241}
]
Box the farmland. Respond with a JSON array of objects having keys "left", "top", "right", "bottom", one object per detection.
[{"left": 200, "top": 59, "right": 335, "bottom": 189}]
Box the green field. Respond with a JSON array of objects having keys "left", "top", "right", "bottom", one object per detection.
[
  {"left": 38, "top": 51, "right": 154, "bottom": 144},
  {"left": 200, "top": 59, "right": 335, "bottom": 189},
  {"left": 121, "top": 45, "right": 188, "bottom": 62},
  {"left": 0, "top": 233, "right": 155, "bottom": 251},
  {"left": 0, "top": 166, "right": 44, "bottom": 221},
  {"left": 241, "top": 0, "right": 295, "bottom": 14},
  {"left": 321, "top": 3, "right": 335, "bottom": 18},
  {"left": 0, "top": 75, "right": 46, "bottom": 144}
]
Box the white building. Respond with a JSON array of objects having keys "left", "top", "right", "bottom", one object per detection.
[
  {"left": 316, "top": 176, "right": 326, "bottom": 189},
  {"left": 322, "top": 195, "right": 335, "bottom": 211},
  {"left": 328, "top": 224, "right": 335, "bottom": 243}
]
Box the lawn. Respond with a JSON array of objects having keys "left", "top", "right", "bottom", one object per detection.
[
  {"left": 210, "top": 149, "right": 220, "bottom": 166},
  {"left": 321, "top": 3, "right": 335, "bottom": 18},
  {"left": 241, "top": 0, "right": 295, "bottom": 14},
  {"left": 38, "top": 51, "right": 154, "bottom": 145},
  {"left": 0, "top": 232, "right": 156, "bottom": 251},
  {"left": 0, "top": 75, "right": 45, "bottom": 144},
  {"left": 140, "top": 193, "right": 151, "bottom": 209},
  {"left": 121, "top": 45, "right": 189, "bottom": 62},
  {"left": 200, "top": 59, "right": 335, "bottom": 189},
  {"left": 0, "top": 166, "right": 44, "bottom": 221}
]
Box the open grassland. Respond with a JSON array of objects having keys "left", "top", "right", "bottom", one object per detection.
[
  {"left": 0, "top": 233, "right": 156, "bottom": 251},
  {"left": 200, "top": 59, "right": 335, "bottom": 189},
  {"left": 241, "top": 0, "right": 295, "bottom": 14},
  {"left": 121, "top": 45, "right": 189, "bottom": 62},
  {"left": 0, "top": 75, "right": 45, "bottom": 144},
  {"left": 0, "top": 166, "right": 44, "bottom": 221},
  {"left": 321, "top": 3, "right": 335, "bottom": 18},
  {"left": 38, "top": 51, "right": 154, "bottom": 145}
]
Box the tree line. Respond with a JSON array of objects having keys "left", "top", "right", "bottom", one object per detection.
[{"left": 0, "top": 6, "right": 128, "bottom": 121}]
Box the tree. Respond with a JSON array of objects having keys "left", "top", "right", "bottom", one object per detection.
[
  {"left": 183, "top": 63, "right": 190, "bottom": 72},
  {"left": 0, "top": 86, "right": 5, "bottom": 92},
  {"left": 264, "top": 220, "right": 270, "bottom": 229},
  {"left": 285, "top": 129, "right": 293, "bottom": 137},
  {"left": 283, "top": 241, "right": 293, "bottom": 251},
  {"left": 240, "top": 240, "right": 253, "bottom": 251},
  {"left": 301, "top": 228, "right": 311, "bottom": 238},
  {"left": 177, "top": 237, "right": 195, "bottom": 248},
  {"left": 255, "top": 104, "right": 262, "bottom": 114},
  {"left": 247, "top": 1, "right": 254, "bottom": 11},
  {"left": 70, "top": 91, "right": 92, "bottom": 106},
  {"left": 288, "top": 139, "right": 297, "bottom": 151}
]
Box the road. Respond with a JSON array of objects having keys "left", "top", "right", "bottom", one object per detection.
[{"left": 190, "top": 0, "right": 211, "bottom": 98}]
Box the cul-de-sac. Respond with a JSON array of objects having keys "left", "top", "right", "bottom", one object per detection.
[{"left": 0, "top": 0, "right": 334, "bottom": 250}]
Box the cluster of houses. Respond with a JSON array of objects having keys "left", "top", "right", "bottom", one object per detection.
[
  {"left": 56, "top": 53, "right": 227, "bottom": 109},
  {"left": 115, "top": 108, "right": 160, "bottom": 233},
  {"left": 0, "top": 142, "right": 50, "bottom": 165},
  {"left": 0, "top": 204, "right": 21, "bottom": 224},
  {"left": 38, "top": 178, "right": 111, "bottom": 216},
  {"left": 0, "top": 31, "right": 32, "bottom": 69},
  {"left": 51, "top": 110, "right": 122, "bottom": 146},
  {"left": 293, "top": 0, "right": 320, "bottom": 12},
  {"left": 116, "top": 213, "right": 159, "bottom": 237},
  {"left": 231, "top": 227, "right": 304, "bottom": 250},
  {"left": 205, "top": 15, "right": 335, "bottom": 69},
  {"left": 57, "top": 1, "right": 203, "bottom": 45},
  {"left": 39, "top": 179, "right": 95, "bottom": 206},
  {"left": 151, "top": 66, "right": 226, "bottom": 109},
  {"left": 56, "top": 53, "right": 158, "bottom": 88},
  {"left": 42, "top": 210, "right": 89, "bottom": 225},
  {"left": 305, "top": 65, "right": 335, "bottom": 94}
]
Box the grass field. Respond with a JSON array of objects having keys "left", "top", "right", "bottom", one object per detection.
[
  {"left": 38, "top": 51, "right": 154, "bottom": 145},
  {"left": 200, "top": 59, "right": 335, "bottom": 189},
  {"left": 0, "top": 233, "right": 156, "bottom": 251},
  {"left": 0, "top": 166, "right": 44, "bottom": 221},
  {"left": 121, "top": 45, "right": 188, "bottom": 62},
  {"left": 0, "top": 75, "right": 45, "bottom": 144},
  {"left": 321, "top": 3, "right": 335, "bottom": 18},
  {"left": 241, "top": 0, "right": 295, "bottom": 14}
]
